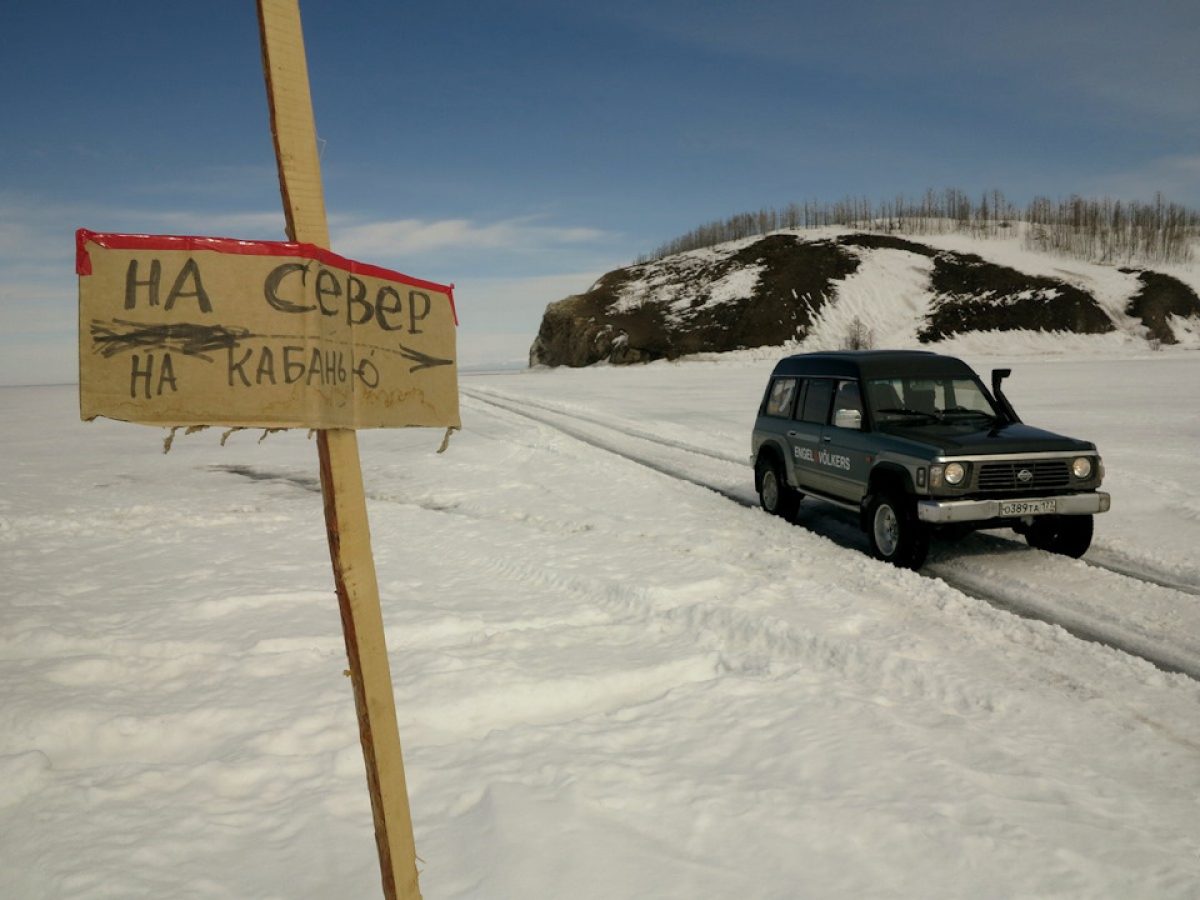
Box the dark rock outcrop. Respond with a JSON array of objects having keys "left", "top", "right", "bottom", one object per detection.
[
  {"left": 836, "top": 233, "right": 938, "bottom": 257},
  {"left": 529, "top": 236, "right": 859, "bottom": 367},
  {"left": 1121, "top": 269, "right": 1200, "bottom": 344},
  {"left": 918, "top": 253, "right": 1114, "bottom": 341}
]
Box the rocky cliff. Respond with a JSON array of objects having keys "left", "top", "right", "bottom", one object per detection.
[{"left": 529, "top": 231, "right": 1200, "bottom": 366}]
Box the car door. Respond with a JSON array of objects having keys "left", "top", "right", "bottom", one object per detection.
[
  {"left": 821, "top": 379, "right": 873, "bottom": 502},
  {"left": 757, "top": 375, "right": 799, "bottom": 482},
  {"left": 787, "top": 377, "right": 834, "bottom": 495}
]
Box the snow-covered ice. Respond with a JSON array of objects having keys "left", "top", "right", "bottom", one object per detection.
[{"left": 2, "top": 346, "right": 1200, "bottom": 898}]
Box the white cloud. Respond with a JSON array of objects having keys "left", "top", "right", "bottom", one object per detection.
[
  {"left": 134, "top": 210, "right": 287, "bottom": 239},
  {"left": 1, "top": 199, "right": 611, "bottom": 265},
  {"left": 0, "top": 219, "right": 69, "bottom": 263},
  {"left": 0, "top": 201, "right": 288, "bottom": 265},
  {"left": 331, "top": 215, "right": 608, "bottom": 259},
  {"left": 452, "top": 270, "right": 609, "bottom": 332}
]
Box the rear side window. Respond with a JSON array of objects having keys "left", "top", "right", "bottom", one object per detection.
[
  {"left": 764, "top": 377, "right": 798, "bottom": 417},
  {"left": 800, "top": 378, "right": 834, "bottom": 424}
]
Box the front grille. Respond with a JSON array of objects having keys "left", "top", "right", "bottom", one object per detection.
[{"left": 976, "top": 459, "right": 1071, "bottom": 492}]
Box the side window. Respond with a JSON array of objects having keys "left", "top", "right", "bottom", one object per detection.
[
  {"left": 791, "top": 379, "right": 808, "bottom": 419},
  {"left": 832, "top": 380, "right": 863, "bottom": 429},
  {"left": 764, "top": 377, "right": 797, "bottom": 417},
  {"left": 800, "top": 378, "right": 834, "bottom": 424}
]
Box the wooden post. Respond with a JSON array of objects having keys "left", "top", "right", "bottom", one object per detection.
[{"left": 256, "top": 3, "right": 422, "bottom": 898}]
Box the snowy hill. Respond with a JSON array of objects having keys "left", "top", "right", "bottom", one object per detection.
[{"left": 530, "top": 227, "right": 1200, "bottom": 366}]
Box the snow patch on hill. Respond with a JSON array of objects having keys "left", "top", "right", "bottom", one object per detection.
[
  {"left": 700, "top": 263, "right": 765, "bottom": 311},
  {"left": 804, "top": 247, "right": 935, "bottom": 350}
]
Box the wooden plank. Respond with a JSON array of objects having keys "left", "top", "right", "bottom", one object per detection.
[
  {"left": 317, "top": 429, "right": 421, "bottom": 900},
  {"left": 256, "top": 3, "right": 423, "bottom": 898}
]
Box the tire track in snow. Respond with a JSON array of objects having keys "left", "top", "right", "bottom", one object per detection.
[
  {"left": 459, "top": 388, "right": 755, "bottom": 508},
  {"left": 461, "top": 386, "right": 749, "bottom": 466},
  {"left": 461, "top": 389, "right": 1200, "bottom": 682},
  {"left": 1078, "top": 547, "right": 1200, "bottom": 598}
]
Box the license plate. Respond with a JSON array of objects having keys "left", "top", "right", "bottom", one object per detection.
[{"left": 1000, "top": 499, "right": 1056, "bottom": 517}]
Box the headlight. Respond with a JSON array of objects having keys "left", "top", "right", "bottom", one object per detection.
[
  {"left": 1071, "top": 457, "right": 1093, "bottom": 479},
  {"left": 945, "top": 462, "right": 966, "bottom": 485}
]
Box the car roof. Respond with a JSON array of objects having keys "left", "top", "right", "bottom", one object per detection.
[{"left": 770, "top": 350, "right": 978, "bottom": 380}]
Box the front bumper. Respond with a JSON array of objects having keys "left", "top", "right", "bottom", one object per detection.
[{"left": 917, "top": 491, "right": 1111, "bottom": 525}]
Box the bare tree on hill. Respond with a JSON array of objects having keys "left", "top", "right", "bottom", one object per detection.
[{"left": 637, "top": 189, "right": 1199, "bottom": 267}]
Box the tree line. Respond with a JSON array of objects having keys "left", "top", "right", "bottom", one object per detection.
[{"left": 637, "top": 189, "right": 1200, "bottom": 266}]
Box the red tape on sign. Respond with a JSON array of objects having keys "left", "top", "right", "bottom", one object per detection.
[{"left": 76, "top": 229, "right": 458, "bottom": 325}]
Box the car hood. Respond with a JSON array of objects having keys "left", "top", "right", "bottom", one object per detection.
[{"left": 878, "top": 421, "right": 1096, "bottom": 456}]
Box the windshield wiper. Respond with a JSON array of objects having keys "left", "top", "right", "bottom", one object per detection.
[
  {"left": 939, "top": 407, "right": 997, "bottom": 424},
  {"left": 875, "top": 407, "right": 939, "bottom": 424}
]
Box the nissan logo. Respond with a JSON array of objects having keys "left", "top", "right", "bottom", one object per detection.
[{"left": 1017, "top": 468, "right": 1034, "bottom": 483}]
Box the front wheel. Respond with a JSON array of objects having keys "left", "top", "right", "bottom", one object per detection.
[
  {"left": 1025, "top": 514, "right": 1093, "bottom": 558},
  {"left": 865, "top": 492, "right": 930, "bottom": 570},
  {"left": 756, "top": 456, "right": 800, "bottom": 520}
]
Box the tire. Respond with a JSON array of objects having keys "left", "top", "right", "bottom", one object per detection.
[
  {"left": 756, "top": 456, "right": 800, "bottom": 520},
  {"left": 1025, "top": 514, "right": 1093, "bottom": 558},
  {"left": 865, "top": 492, "right": 930, "bottom": 570}
]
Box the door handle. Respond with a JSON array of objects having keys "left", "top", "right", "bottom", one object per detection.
[
  {"left": 822, "top": 435, "right": 832, "bottom": 442},
  {"left": 787, "top": 430, "right": 799, "bottom": 437}
]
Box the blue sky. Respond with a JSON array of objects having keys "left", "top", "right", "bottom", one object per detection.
[{"left": 2, "top": 0, "right": 1198, "bottom": 384}]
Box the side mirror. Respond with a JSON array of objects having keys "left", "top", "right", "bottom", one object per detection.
[{"left": 834, "top": 408, "right": 863, "bottom": 430}]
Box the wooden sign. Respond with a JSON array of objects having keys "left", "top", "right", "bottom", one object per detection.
[
  {"left": 74, "top": 2, "right": 438, "bottom": 895},
  {"left": 77, "top": 229, "right": 460, "bottom": 430}
]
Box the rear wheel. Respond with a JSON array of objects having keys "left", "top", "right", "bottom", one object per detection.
[
  {"left": 756, "top": 456, "right": 800, "bottom": 520},
  {"left": 865, "top": 492, "right": 930, "bottom": 570},
  {"left": 1025, "top": 514, "right": 1093, "bottom": 558}
]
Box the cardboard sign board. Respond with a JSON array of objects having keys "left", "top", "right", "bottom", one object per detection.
[{"left": 77, "top": 229, "right": 460, "bottom": 429}]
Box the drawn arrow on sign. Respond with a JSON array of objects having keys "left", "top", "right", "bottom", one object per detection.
[{"left": 90, "top": 319, "right": 454, "bottom": 373}]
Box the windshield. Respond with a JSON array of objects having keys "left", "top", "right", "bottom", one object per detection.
[{"left": 866, "top": 376, "right": 999, "bottom": 426}]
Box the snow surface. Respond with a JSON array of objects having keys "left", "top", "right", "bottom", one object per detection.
[{"left": 3, "top": 346, "right": 1200, "bottom": 898}]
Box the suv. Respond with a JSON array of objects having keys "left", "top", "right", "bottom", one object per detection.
[{"left": 751, "top": 350, "right": 1110, "bottom": 569}]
